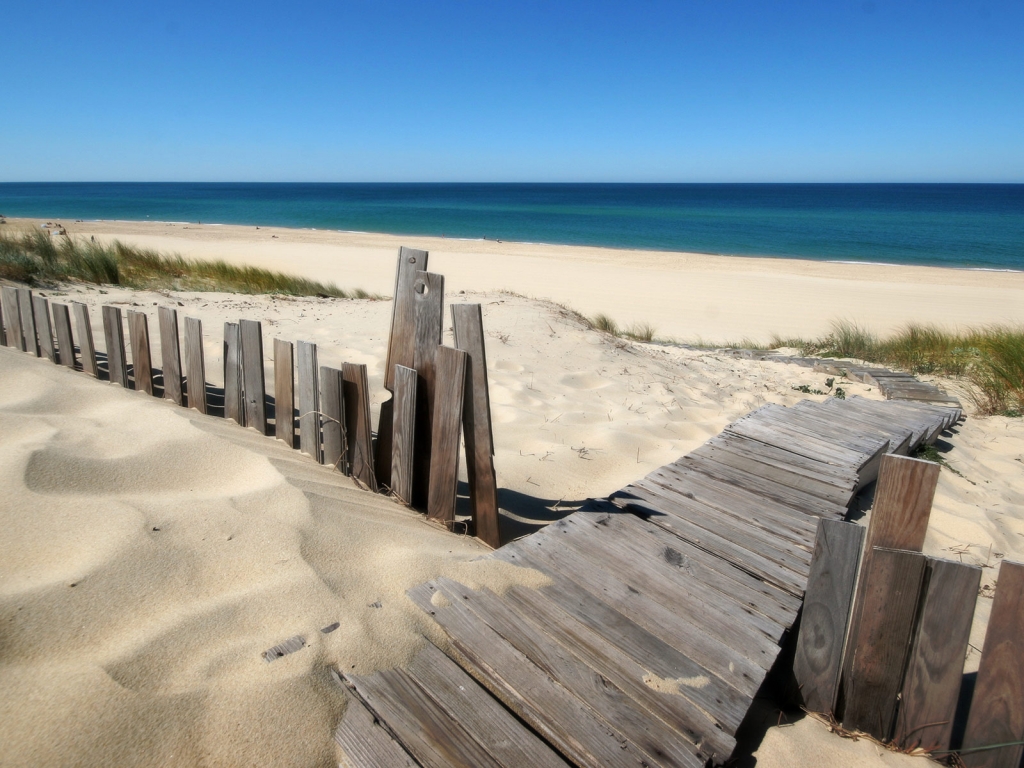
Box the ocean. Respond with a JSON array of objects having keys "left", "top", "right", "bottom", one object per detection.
[{"left": 0, "top": 183, "right": 1021, "bottom": 271}]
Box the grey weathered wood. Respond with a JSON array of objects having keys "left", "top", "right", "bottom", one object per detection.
[
  {"left": 273, "top": 339, "right": 294, "bottom": 447},
  {"left": 101, "top": 306, "right": 128, "bottom": 387},
  {"left": 427, "top": 346, "right": 467, "bottom": 526},
  {"left": 0, "top": 290, "right": 5, "bottom": 346},
  {"left": 384, "top": 247, "right": 429, "bottom": 391},
  {"left": 319, "top": 366, "right": 346, "bottom": 471},
  {"left": 343, "top": 362, "right": 376, "bottom": 490},
  {"left": 240, "top": 319, "right": 267, "bottom": 434},
  {"left": 1, "top": 286, "right": 23, "bottom": 350},
  {"left": 52, "top": 303, "right": 75, "bottom": 369},
  {"left": 961, "top": 560, "right": 1024, "bottom": 768},
  {"left": 223, "top": 322, "right": 244, "bottom": 425},
  {"left": 793, "top": 519, "right": 866, "bottom": 714},
  {"left": 452, "top": 303, "right": 500, "bottom": 548},
  {"left": 31, "top": 295, "right": 56, "bottom": 363},
  {"left": 895, "top": 558, "right": 981, "bottom": 752},
  {"left": 333, "top": 689, "right": 419, "bottom": 768},
  {"left": 296, "top": 341, "right": 320, "bottom": 461},
  {"left": 73, "top": 302, "right": 97, "bottom": 377},
  {"left": 390, "top": 365, "right": 417, "bottom": 504},
  {"left": 262, "top": 635, "right": 306, "bottom": 663},
  {"left": 843, "top": 547, "right": 927, "bottom": 739},
  {"left": 183, "top": 316, "right": 207, "bottom": 413},
  {"left": 411, "top": 271, "right": 444, "bottom": 509},
  {"left": 158, "top": 307, "right": 183, "bottom": 405},
  {"left": 18, "top": 288, "right": 39, "bottom": 356},
  {"left": 127, "top": 310, "right": 154, "bottom": 396}
]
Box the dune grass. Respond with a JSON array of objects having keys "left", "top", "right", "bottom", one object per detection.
[{"left": 0, "top": 228, "right": 381, "bottom": 299}]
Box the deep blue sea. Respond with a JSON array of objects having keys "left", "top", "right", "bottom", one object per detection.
[{"left": 1, "top": 183, "right": 1022, "bottom": 270}]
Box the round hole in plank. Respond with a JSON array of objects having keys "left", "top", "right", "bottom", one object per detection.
[
  {"left": 408, "top": 256, "right": 417, "bottom": 264},
  {"left": 414, "top": 280, "right": 428, "bottom": 295}
]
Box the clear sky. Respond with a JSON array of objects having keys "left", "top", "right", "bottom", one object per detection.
[{"left": 2, "top": 0, "right": 1022, "bottom": 182}]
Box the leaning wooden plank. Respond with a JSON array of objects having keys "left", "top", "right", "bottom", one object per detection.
[
  {"left": 332, "top": 686, "right": 419, "bottom": 768},
  {"left": 452, "top": 303, "right": 500, "bottom": 548},
  {"left": 960, "top": 560, "right": 1024, "bottom": 768},
  {"left": 273, "top": 339, "right": 295, "bottom": 448},
  {"left": 158, "top": 306, "right": 184, "bottom": 405},
  {"left": 240, "top": 319, "right": 267, "bottom": 434},
  {"left": 52, "top": 303, "right": 75, "bottom": 369},
  {"left": 73, "top": 302, "right": 98, "bottom": 377},
  {"left": 31, "top": 295, "right": 56, "bottom": 363},
  {"left": 343, "top": 362, "right": 377, "bottom": 490},
  {"left": 319, "top": 366, "right": 346, "bottom": 472},
  {"left": 390, "top": 365, "right": 417, "bottom": 504},
  {"left": 127, "top": 310, "right": 154, "bottom": 396},
  {"left": 1, "top": 286, "right": 23, "bottom": 350},
  {"left": 411, "top": 272, "right": 444, "bottom": 509},
  {"left": 842, "top": 548, "right": 927, "bottom": 740},
  {"left": 18, "top": 288, "right": 39, "bottom": 356},
  {"left": 427, "top": 346, "right": 467, "bottom": 526},
  {"left": 183, "top": 316, "right": 207, "bottom": 413},
  {"left": 296, "top": 341, "right": 320, "bottom": 461},
  {"left": 223, "top": 322, "right": 245, "bottom": 425},
  {"left": 102, "top": 306, "right": 129, "bottom": 387},
  {"left": 894, "top": 558, "right": 981, "bottom": 752},
  {"left": 0, "top": 290, "right": 5, "bottom": 346},
  {"left": 792, "top": 519, "right": 865, "bottom": 714}
]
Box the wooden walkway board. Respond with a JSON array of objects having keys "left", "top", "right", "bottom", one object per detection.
[
  {"left": 343, "top": 362, "right": 377, "bottom": 490},
  {"left": 183, "top": 316, "right": 206, "bottom": 413},
  {"left": 390, "top": 365, "right": 417, "bottom": 504},
  {"left": 273, "top": 338, "right": 295, "bottom": 448},
  {"left": 240, "top": 319, "right": 267, "bottom": 434},
  {"left": 102, "top": 306, "right": 128, "bottom": 387},
  {"left": 223, "top": 322, "right": 244, "bottom": 425},
  {"left": 127, "top": 310, "right": 154, "bottom": 396},
  {"left": 158, "top": 307, "right": 184, "bottom": 405},
  {"left": 31, "top": 295, "right": 55, "bottom": 363},
  {"left": 320, "top": 366, "right": 346, "bottom": 472},
  {"left": 19, "top": 288, "right": 39, "bottom": 357},
  {"left": 333, "top": 684, "right": 419, "bottom": 768},
  {"left": 1, "top": 286, "right": 23, "bottom": 350},
  {"left": 52, "top": 303, "right": 75, "bottom": 369},
  {"left": 297, "top": 341, "right": 320, "bottom": 461},
  {"left": 427, "top": 346, "right": 467, "bottom": 525}
]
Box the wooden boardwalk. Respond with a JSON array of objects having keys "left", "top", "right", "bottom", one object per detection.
[{"left": 336, "top": 396, "right": 960, "bottom": 767}]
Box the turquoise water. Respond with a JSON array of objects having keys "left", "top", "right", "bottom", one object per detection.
[{"left": 1, "top": 183, "right": 1022, "bottom": 270}]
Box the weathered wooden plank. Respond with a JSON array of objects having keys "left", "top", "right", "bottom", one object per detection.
[
  {"left": 390, "top": 365, "right": 417, "bottom": 505},
  {"left": 273, "top": 338, "right": 294, "bottom": 448},
  {"left": 894, "top": 558, "right": 981, "bottom": 752},
  {"left": 427, "top": 346, "right": 467, "bottom": 526},
  {"left": 384, "top": 246, "right": 429, "bottom": 391},
  {"left": 223, "top": 322, "right": 244, "bottom": 425},
  {"left": 18, "top": 288, "right": 39, "bottom": 356},
  {"left": 296, "top": 341, "right": 320, "bottom": 461},
  {"left": 240, "top": 319, "right": 267, "bottom": 434},
  {"left": 708, "top": 432, "right": 858, "bottom": 485},
  {"left": 127, "top": 310, "right": 154, "bottom": 396},
  {"left": 157, "top": 306, "right": 183, "bottom": 405},
  {"left": 792, "top": 519, "right": 865, "bottom": 714},
  {"left": 411, "top": 272, "right": 444, "bottom": 509},
  {"left": 332, "top": 689, "right": 419, "bottom": 768},
  {"left": 843, "top": 548, "right": 927, "bottom": 740},
  {"left": 73, "top": 302, "right": 98, "bottom": 377},
  {"left": 183, "top": 316, "right": 207, "bottom": 413},
  {"left": 52, "top": 303, "right": 75, "bottom": 369},
  {"left": 101, "top": 305, "right": 128, "bottom": 387},
  {"left": 31, "top": 295, "right": 55, "bottom": 362},
  {"left": 1, "top": 286, "right": 23, "bottom": 350},
  {"left": 452, "top": 303, "right": 500, "bottom": 548},
  {"left": 961, "top": 560, "right": 1024, "bottom": 768},
  {"left": 319, "top": 366, "right": 346, "bottom": 472},
  {"left": 0, "top": 290, "right": 6, "bottom": 347},
  {"left": 343, "top": 362, "right": 377, "bottom": 490}
]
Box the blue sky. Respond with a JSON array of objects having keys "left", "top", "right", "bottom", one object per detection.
[{"left": 1, "top": 0, "right": 1022, "bottom": 182}]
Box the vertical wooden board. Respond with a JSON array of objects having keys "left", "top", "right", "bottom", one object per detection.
[
  {"left": 843, "top": 548, "right": 927, "bottom": 740},
  {"left": 895, "top": 558, "right": 981, "bottom": 752},
  {"left": 793, "top": 519, "right": 866, "bottom": 714},
  {"left": 102, "top": 306, "right": 128, "bottom": 387},
  {"left": 158, "top": 306, "right": 183, "bottom": 405},
  {"left": 240, "top": 319, "right": 267, "bottom": 434},
  {"left": 223, "top": 322, "right": 244, "bottom": 425},
  {"left": 343, "top": 362, "right": 377, "bottom": 490},
  {"left": 411, "top": 271, "right": 444, "bottom": 509},
  {"left": 31, "top": 296, "right": 56, "bottom": 362},
  {"left": 52, "top": 303, "right": 75, "bottom": 369},
  {"left": 452, "top": 303, "right": 500, "bottom": 548},
  {"left": 0, "top": 290, "right": 5, "bottom": 346},
  {"left": 961, "top": 560, "right": 1024, "bottom": 768},
  {"left": 391, "top": 365, "right": 417, "bottom": 505},
  {"left": 384, "top": 246, "right": 429, "bottom": 391},
  {"left": 427, "top": 346, "right": 467, "bottom": 525},
  {"left": 273, "top": 338, "right": 295, "bottom": 447},
  {"left": 183, "top": 316, "right": 207, "bottom": 413},
  {"left": 1, "top": 286, "right": 23, "bottom": 350},
  {"left": 319, "top": 366, "right": 346, "bottom": 471},
  {"left": 73, "top": 302, "right": 97, "bottom": 377},
  {"left": 18, "top": 288, "right": 39, "bottom": 356},
  {"left": 296, "top": 341, "right": 320, "bottom": 461},
  {"left": 127, "top": 310, "right": 154, "bottom": 396}
]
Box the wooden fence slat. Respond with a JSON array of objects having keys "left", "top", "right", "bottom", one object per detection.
[
  {"left": 102, "top": 306, "right": 128, "bottom": 387},
  {"left": 1, "top": 286, "right": 23, "bottom": 350},
  {"left": 31, "top": 296, "right": 56, "bottom": 363},
  {"left": 127, "top": 310, "right": 154, "bottom": 396},
  {"left": 843, "top": 547, "right": 927, "bottom": 739},
  {"left": 411, "top": 271, "right": 444, "bottom": 509},
  {"left": 390, "top": 365, "right": 417, "bottom": 505},
  {"left": 240, "top": 319, "right": 267, "bottom": 434},
  {"left": 223, "top": 322, "right": 244, "bottom": 425},
  {"left": 73, "top": 302, "right": 97, "bottom": 377},
  {"left": 273, "top": 338, "right": 295, "bottom": 448},
  {"left": 183, "top": 316, "right": 207, "bottom": 413},
  {"left": 0, "top": 290, "right": 5, "bottom": 346},
  {"left": 319, "top": 366, "right": 346, "bottom": 472},
  {"left": 297, "top": 341, "right": 320, "bottom": 461},
  {"left": 158, "top": 307, "right": 183, "bottom": 405},
  {"left": 452, "top": 303, "right": 500, "bottom": 548},
  {"left": 793, "top": 519, "right": 866, "bottom": 714},
  {"left": 961, "top": 560, "right": 1024, "bottom": 768},
  {"left": 895, "top": 558, "right": 981, "bottom": 752},
  {"left": 18, "top": 288, "right": 39, "bottom": 357},
  {"left": 52, "top": 303, "right": 75, "bottom": 369},
  {"left": 427, "top": 346, "right": 467, "bottom": 526},
  {"left": 343, "top": 362, "right": 376, "bottom": 490}
]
